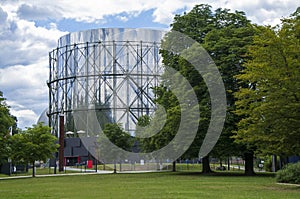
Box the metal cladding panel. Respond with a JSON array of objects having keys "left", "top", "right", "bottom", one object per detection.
[{"left": 58, "top": 28, "right": 165, "bottom": 47}]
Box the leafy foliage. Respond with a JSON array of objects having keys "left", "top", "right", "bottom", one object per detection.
[
  {"left": 0, "top": 91, "right": 17, "bottom": 164},
  {"left": 234, "top": 9, "right": 300, "bottom": 156},
  {"left": 136, "top": 5, "right": 259, "bottom": 175},
  {"left": 10, "top": 123, "right": 58, "bottom": 176},
  {"left": 276, "top": 162, "right": 300, "bottom": 184},
  {"left": 149, "top": 4, "right": 256, "bottom": 162},
  {"left": 97, "top": 123, "right": 133, "bottom": 164},
  {"left": 102, "top": 123, "right": 132, "bottom": 151},
  {"left": 202, "top": 17, "right": 256, "bottom": 160}
]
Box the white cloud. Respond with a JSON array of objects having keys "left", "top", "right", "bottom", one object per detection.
[
  {"left": 0, "top": 63, "right": 47, "bottom": 90},
  {"left": 0, "top": 3, "right": 67, "bottom": 128},
  {"left": 116, "top": 15, "right": 129, "bottom": 22},
  {"left": 16, "top": 3, "right": 63, "bottom": 21},
  {"left": 222, "top": 0, "right": 299, "bottom": 25},
  {"left": 0, "top": 17, "right": 66, "bottom": 66},
  {"left": 10, "top": 109, "right": 38, "bottom": 129},
  {"left": 0, "top": 6, "right": 8, "bottom": 23},
  {"left": 0, "top": 62, "right": 50, "bottom": 128},
  {"left": 4, "top": 0, "right": 298, "bottom": 26}
]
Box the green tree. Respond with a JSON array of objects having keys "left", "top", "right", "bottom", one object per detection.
[
  {"left": 99, "top": 123, "right": 132, "bottom": 173},
  {"left": 158, "top": 4, "right": 256, "bottom": 174},
  {"left": 9, "top": 133, "right": 26, "bottom": 168},
  {"left": 0, "top": 91, "right": 17, "bottom": 165},
  {"left": 234, "top": 9, "right": 300, "bottom": 159},
  {"left": 137, "top": 63, "right": 201, "bottom": 171},
  {"left": 10, "top": 123, "right": 58, "bottom": 177},
  {"left": 103, "top": 123, "right": 132, "bottom": 151},
  {"left": 202, "top": 12, "right": 257, "bottom": 174}
]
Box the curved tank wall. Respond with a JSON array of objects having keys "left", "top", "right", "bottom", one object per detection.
[
  {"left": 58, "top": 28, "right": 164, "bottom": 47},
  {"left": 48, "top": 28, "right": 165, "bottom": 136}
]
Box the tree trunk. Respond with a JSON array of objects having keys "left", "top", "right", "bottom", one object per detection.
[
  {"left": 113, "top": 161, "right": 117, "bottom": 173},
  {"left": 244, "top": 152, "right": 255, "bottom": 176},
  {"left": 172, "top": 161, "right": 176, "bottom": 172},
  {"left": 202, "top": 155, "right": 212, "bottom": 173},
  {"left": 272, "top": 155, "right": 277, "bottom": 172},
  {"left": 227, "top": 157, "right": 230, "bottom": 171},
  {"left": 32, "top": 161, "right": 36, "bottom": 177}
]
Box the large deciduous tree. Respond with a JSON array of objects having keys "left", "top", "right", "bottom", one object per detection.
[
  {"left": 10, "top": 123, "right": 58, "bottom": 177},
  {"left": 157, "top": 4, "right": 256, "bottom": 174},
  {"left": 202, "top": 10, "right": 257, "bottom": 175},
  {"left": 137, "top": 67, "right": 199, "bottom": 171},
  {"left": 234, "top": 9, "right": 300, "bottom": 158},
  {"left": 0, "top": 91, "right": 17, "bottom": 164}
]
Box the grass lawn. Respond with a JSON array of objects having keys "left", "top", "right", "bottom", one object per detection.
[
  {"left": 0, "top": 171, "right": 299, "bottom": 199},
  {"left": 0, "top": 167, "right": 81, "bottom": 178}
]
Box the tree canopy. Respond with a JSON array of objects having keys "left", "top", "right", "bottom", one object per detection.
[
  {"left": 142, "top": 4, "right": 257, "bottom": 174},
  {"left": 0, "top": 91, "right": 17, "bottom": 164},
  {"left": 97, "top": 123, "right": 132, "bottom": 163},
  {"left": 10, "top": 123, "right": 58, "bottom": 177},
  {"left": 234, "top": 9, "right": 300, "bottom": 156},
  {"left": 201, "top": 10, "right": 256, "bottom": 167}
]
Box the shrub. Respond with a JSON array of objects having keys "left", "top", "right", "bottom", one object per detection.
[{"left": 276, "top": 162, "right": 300, "bottom": 184}]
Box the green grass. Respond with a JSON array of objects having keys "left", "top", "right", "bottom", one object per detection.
[
  {"left": 0, "top": 171, "right": 299, "bottom": 198},
  {"left": 0, "top": 167, "right": 80, "bottom": 178}
]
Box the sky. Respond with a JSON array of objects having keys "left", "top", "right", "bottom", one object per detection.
[{"left": 0, "top": 0, "right": 299, "bottom": 129}]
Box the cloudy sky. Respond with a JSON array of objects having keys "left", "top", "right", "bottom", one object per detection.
[{"left": 0, "top": 0, "right": 298, "bottom": 129}]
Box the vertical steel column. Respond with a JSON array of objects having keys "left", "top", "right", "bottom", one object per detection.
[
  {"left": 64, "top": 45, "right": 68, "bottom": 118},
  {"left": 154, "top": 42, "right": 158, "bottom": 100},
  {"left": 73, "top": 44, "right": 77, "bottom": 110},
  {"left": 140, "top": 41, "right": 143, "bottom": 116},
  {"left": 85, "top": 42, "right": 89, "bottom": 106},
  {"left": 98, "top": 42, "right": 102, "bottom": 103},
  {"left": 126, "top": 41, "right": 130, "bottom": 131},
  {"left": 85, "top": 42, "right": 89, "bottom": 136},
  {"left": 48, "top": 51, "right": 53, "bottom": 134},
  {"left": 93, "top": 44, "right": 97, "bottom": 102},
  {"left": 55, "top": 48, "right": 60, "bottom": 137},
  {"left": 112, "top": 41, "right": 117, "bottom": 121},
  {"left": 136, "top": 43, "right": 140, "bottom": 119},
  {"left": 103, "top": 43, "right": 107, "bottom": 107}
]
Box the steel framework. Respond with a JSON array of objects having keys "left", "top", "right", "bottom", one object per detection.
[{"left": 48, "top": 28, "right": 164, "bottom": 136}]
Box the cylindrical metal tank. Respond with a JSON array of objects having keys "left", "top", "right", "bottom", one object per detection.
[{"left": 48, "top": 28, "right": 164, "bottom": 136}]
